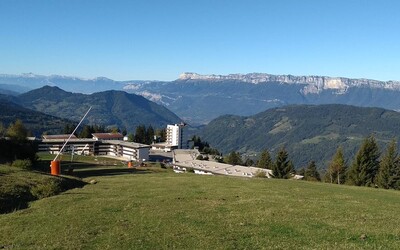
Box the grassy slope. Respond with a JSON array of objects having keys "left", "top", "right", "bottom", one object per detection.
[
  {"left": 0, "top": 165, "right": 86, "bottom": 214},
  {"left": 1, "top": 168, "right": 399, "bottom": 249}
]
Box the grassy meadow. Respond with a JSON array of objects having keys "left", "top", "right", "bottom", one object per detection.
[{"left": 1, "top": 155, "right": 400, "bottom": 249}]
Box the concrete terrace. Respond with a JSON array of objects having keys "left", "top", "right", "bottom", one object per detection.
[{"left": 173, "top": 149, "right": 273, "bottom": 178}]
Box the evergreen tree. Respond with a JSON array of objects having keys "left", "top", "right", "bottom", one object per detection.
[
  {"left": 347, "top": 136, "right": 380, "bottom": 186},
  {"left": 304, "top": 161, "right": 321, "bottom": 181},
  {"left": 225, "top": 151, "right": 243, "bottom": 165},
  {"left": 273, "top": 147, "right": 290, "bottom": 178},
  {"left": 146, "top": 125, "right": 155, "bottom": 144},
  {"left": 156, "top": 128, "right": 166, "bottom": 142},
  {"left": 134, "top": 125, "right": 146, "bottom": 143},
  {"left": 122, "top": 128, "right": 127, "bottom": 136},
  {"left": 62, "top": 124, "right": 75, "bottom": 134},
  {"left": 257, "top": 149, "right": 273, "bottom": 169},
  {"left": 376, "top": 140, "right": 400, "bottom": 189},
  {"left": 78, "top": 125, "right": 92, "bottom": 138},
  {"left": 244, "top": 158, "right": 254, "bottom": 166},
  {"left": 298, "top": 167, "right": 305, "bottom": 177},
  {"left": 327, "top": 147, "right": 347, "bottom": 184},
  {"left": 127, "top": 133, "right": 135, "bottom": 142},
  {"left": 0, "top": 122, "right": 6, "bottom": 138},
  {"left": 285, "top": 160, "right": 295, "bottom": 178},
  {"left": 6, "top": 119, "right": 28, "bottom": 141}
]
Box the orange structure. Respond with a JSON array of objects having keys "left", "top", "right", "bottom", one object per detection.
[{"left": 50, "top": 160, "right": 61, "bottom": 176}]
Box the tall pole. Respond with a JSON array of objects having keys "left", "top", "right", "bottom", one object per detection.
[{"left": 53, "top": 106, "right": 92, "bottom": 161}]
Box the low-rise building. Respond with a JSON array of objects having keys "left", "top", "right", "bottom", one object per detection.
[{"left": 38, "top": 134, "right": 150, "bottom": 161}]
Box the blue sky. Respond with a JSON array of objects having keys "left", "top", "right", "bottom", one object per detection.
[{"left": 0, "top": 0, "right": 399, "bottom": 81}]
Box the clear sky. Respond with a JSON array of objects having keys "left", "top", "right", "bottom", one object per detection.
[{"left": 0, "top": 0, "right": 399, "bottom": 81}]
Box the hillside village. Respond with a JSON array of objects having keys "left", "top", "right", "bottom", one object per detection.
[{"left": 36, "top": 123, "right": 290, "bottom": 179}]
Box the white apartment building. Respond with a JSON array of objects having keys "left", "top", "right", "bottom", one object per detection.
[{"left": 166, "top": 123, "right": 187, "bottom": 149}]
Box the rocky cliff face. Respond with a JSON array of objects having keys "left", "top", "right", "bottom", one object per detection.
[{"left": 178, "top": 72, "right": 400, "bottom": 94}]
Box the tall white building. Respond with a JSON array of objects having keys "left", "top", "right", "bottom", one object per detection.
[{"left": 166, "top": 123, "right": 187, "bottom": 149}]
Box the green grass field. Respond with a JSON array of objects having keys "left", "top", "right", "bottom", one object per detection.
[{"left": 1, "top": 155, "right": 400, "bottom": 249}]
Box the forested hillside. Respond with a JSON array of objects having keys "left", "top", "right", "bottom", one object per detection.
[
  {"left": 0, "top": 99, "right": 70, "bottom": 136},
  {"left": 17, "top": 86, "right": 182, "bottom": 132},
  {"left": 200, "top": 104, "right": 400, "bottom": 169}
]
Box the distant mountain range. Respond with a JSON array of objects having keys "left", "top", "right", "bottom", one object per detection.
[
  {"left": 2, "top": 72, "right": 400, "bottom": 125},
  {"left": 0, "top": 73, "right": 150, "bottom": 94},
  {"left": 0, "top": 86, "right": 182, "bottom": 134},
  {"left": 199, "top": 104, "right": 400, "bottom": 169},
  {"left": 124, "top": 72, "right": 400, "bottom": 124}
]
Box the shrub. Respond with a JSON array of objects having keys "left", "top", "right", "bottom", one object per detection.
[
  {"left": 30, "top": 179, "right": 62, "bottom": 199},
  {"left": 254, "top": 170, "right": 267, "bottom": 178},
  {"left": 11, "top": 159, "right": 32, "bottom": 170}
]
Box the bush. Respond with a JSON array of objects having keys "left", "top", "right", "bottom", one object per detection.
[
  {"left": 254, "top": 170, "right": 267, "bottom": 178},
  {"left": 11, "top": 159, "right": 32, "bottom": 170},
  {"left": 30, "top": 179, "right": 62, "bottom": 199},
  {"left": 196, "top": 155, "right": 204, "bottom": 160}
]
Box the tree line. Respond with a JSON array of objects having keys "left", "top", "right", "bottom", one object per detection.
[{"left": 246, "top": 135, "right": 400, "bottom": 190}]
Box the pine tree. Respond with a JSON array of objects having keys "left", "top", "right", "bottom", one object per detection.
[
  {"left": 285, "top": 160, "right": 295, "bottom": 179},
  {"left": 257, "top": 149, "right": 273, "bottom": 169},
  {"left": 134, "top": 125, "right": 146, "bottom": 143},
  {"left": 78, "top": 125, "right": 92, "bottom": 138},
  {"left": 244, "top": 158, "right": 254, "bottom": 166},
  {"left": 146, "top": 125, "right": 155, "bottom": 144},
  {"left": 327, "top": 147, "right": 346, "bottom": 184},
  {"left": 122, "top": 128, "right": 127, "bottom": 136},
  {"left": 225, "top": 151, "right": 243, "bottom": 165},
  {"left": 347, "top": 136, "right": 380, "bottom": 186},
  {"left": 273, "top": 147, "right": 290, "bottom": 178},
  {"left": 127, "top": 133, "right": 135, "bottom": 142},
  {"left": 63, "top": 124, "right": 73, "bottom": 134},
  {"left": 304, "top": 161, "right": 321, "bottom": 181},
  {"left": 0, "top": 122, "right": 6, "bottom": 138},
  {"left": 376, "top": 140, "right": 400, "bottom": 189},
  {"left": 298, "top": 168, "right": 305, "bottom": 177}
]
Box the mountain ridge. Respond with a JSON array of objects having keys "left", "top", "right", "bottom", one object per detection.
[
  {"left": 178, "top": 72, "right": 400, "bottom": 94},
  {"left": 3, "top": 72, "right": 400, "bottom": 125},
  {"left": 14, "top": 86, "right": 182, "bottom": 132},
  {"left": 0, "top": 98, "right": 72, "bottom": 136},
  {"left": 199, "top": 104, "right": 400, "bottom": 169}
]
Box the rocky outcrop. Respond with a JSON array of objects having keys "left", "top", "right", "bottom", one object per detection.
[{"left": 178, "top": 72, "right": 400, "bottom": 94}]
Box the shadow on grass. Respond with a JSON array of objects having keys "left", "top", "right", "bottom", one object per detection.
[
  {"left": 71, "top": 168, "right": 152, "bottom": 178},
  {"left": 34, "top": 160, "right": 157, "bottom": 179}
]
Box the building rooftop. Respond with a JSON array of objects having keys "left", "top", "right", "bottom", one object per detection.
[
  {"left": 92, "top": 133, "right": 124, "bottom": 140},
  {"left": 42, "top": 134, "right": 77, "bottom": 140},
  {"left": 105, "top": 140, "right": 150, "bottom": 148}
]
